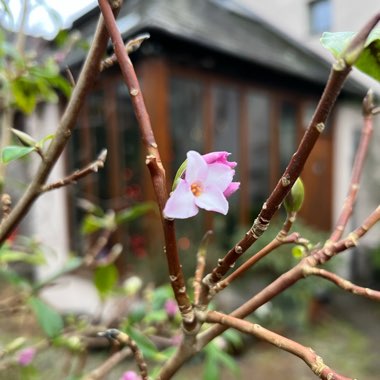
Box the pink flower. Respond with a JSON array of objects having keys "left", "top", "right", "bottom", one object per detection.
[
  {"left": 18, "top": 347, "right": 36, "bottom": 366},
  {"left": 163, "top": 151, "right": 239, "bottom": 219},
  {"left": 203, "top": 151, "right": 240, "bottom": 197},
  {"left": 164, "top": 299, "right": 178, "bottom": 318},
  {"left": 119, "top": 371, "right": 139, "bottom": 380}
]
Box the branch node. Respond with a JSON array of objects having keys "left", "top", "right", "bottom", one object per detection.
[
  {"left": 315, "top": 122, "right": 325, "bottom": 133},
  {"left": 281, "top": 175, "right": 291, "bottom": 187},
  {"left": 130, "top": 88, "right": 139, "bottom": 96}
]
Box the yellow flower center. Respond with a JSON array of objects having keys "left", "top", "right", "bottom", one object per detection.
[{"left": 191, "top": 183, "right": 203, "bottom": 197}]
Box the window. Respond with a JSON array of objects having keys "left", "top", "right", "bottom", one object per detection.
[
  {"left": 309, "top": 0, "right": 331, "bottom": 35},
  {"left": 247, "top": 92, "right": 270, "bottom": 217}
]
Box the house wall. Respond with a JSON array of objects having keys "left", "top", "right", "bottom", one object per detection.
[
  {"left": 238, "top": 0, "right": 380, "bottom": 92},
  {"left": 26, "top": 103, "right": 70, "bottom": 280}
]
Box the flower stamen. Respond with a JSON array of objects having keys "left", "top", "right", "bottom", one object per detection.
[{"left": 191, "top": 183, "right": 203, "bottom": 197}]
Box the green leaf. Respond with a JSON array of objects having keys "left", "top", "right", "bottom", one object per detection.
[
  {"left": 0, "top": 249, "right": 45, "bottom": 265},
  {"left": 37, "top": 134, "right": 55, "bottom": 149},
  {"left": 204, "top": 347, "right": 220, "bottom": 380},
  {"left": 94, "top": 264, "right": 118, "bottom": 298},
  {"left": 10, "top": 79, "right": 37, "bottom": 114},
  {"left": 115, "top": 202, "right": 155, "bottom": 225},
  {"left": 172, "top": 159, "right": 188, "bottom": 191},
  {"left": 0, "top": 268, "right": 31, "bottom": 289},
  {"left": 1, "top": 145, "right": 35, "bottom": 163},
  {"left": 81, "top": 214, "right": 108, "bottom": 234},
  {"left": 203, "top": 342, "right": 239, "bottom": 380},
  {"left": 321, "top": 29, "right": 380, "bottom": 81},
  {"left": 28, "top": 297, "right": 64, "bottom": 338},
  {"left": 143, "top": 310, "right": 167, "bottom": 324}
]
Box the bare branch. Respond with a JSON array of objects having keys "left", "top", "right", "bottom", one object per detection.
[
  {"left": 305, "top": 267, "right": 380, "bottom": 301},
  {"left": 41, "top": 150, "right": 107, "bottom": 193},
  {"left": 214, "top": 231, "right": 300, "bottom": 295},
  {"left": 0, "top": 194, "right": 11, "bottom": 226},
  {"left": 98, "top": 329, "right": 148, "bottom": 380},
  {"left": 194, "top": 231, "right": 212, "bottom": 305},
  {"left": 100, "top": 33, "right": 150, "bottom": 71},
  {"left": 98, "top": 0, "right": 196, "bottom": 330},
  {"left": 327, "top": 89, "right": 374, "bottom": 245},
  {"left": 206, "top": 311, "right": 353, "bottom": 380}
]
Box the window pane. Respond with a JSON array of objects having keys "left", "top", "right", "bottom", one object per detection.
[
  {"left": 212, "top": 85, "right": 239, "bottom": 158},
  {"left": 309, "top": 0, "right": 331, "bottom": 35},
  {"left": 116, "top": 83, "right": 142, "bottom": 207},
  {"left": 247, "top": 92, "right": 270, "bottom": 215},
  {"left": 279, "top": 101, "right": 297, "bottom": 173},
  {"left": 212, "top": 85, "right": 239, "bottom": 237},
  {"left": 169, "top": 77, "right": 204, "bottom": 170},
  {"left": 169, "top": 77, "right": 205, "bottom": 252}
]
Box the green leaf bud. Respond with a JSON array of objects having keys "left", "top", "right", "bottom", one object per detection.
[{"left": 284, "top": 177, "right": 305, "bottom": 214}]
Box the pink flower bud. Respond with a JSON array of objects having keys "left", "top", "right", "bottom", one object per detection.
[
  {"left": 18, "top": 347, "right": 36, "bottom": 366},
  {"left": 164, "top": 299, "right": 178, "bottom": 318},
  {"left": 119, "top": 370, "right": 139, "bottom": 380}
]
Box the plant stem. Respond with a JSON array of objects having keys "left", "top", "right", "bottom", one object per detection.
[
  {"left": 206, "top": 311, "right": 352, "bottom": 380},
  {"left": 98, "top": 0, "right": 195, "bottom": 330}
]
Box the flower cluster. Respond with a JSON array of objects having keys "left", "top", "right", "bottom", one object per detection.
[{"left": 163, "top": 151, "right": 239, "bottom": 219}]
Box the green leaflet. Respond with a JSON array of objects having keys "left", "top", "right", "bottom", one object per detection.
[{"left": 321, "top": 29, "right": 380, "bottom": 81}]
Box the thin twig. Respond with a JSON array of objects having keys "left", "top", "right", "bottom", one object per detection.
[
  {"left": 98, "top": 0, "right": 195, "bottom": 330},
  {"left": 213, "top": 231, "right": 300, "bottom": 295},
  {"left": 98, "top": 329, "right": 148, "bottom": 380},
  {"left": 0, "top": 194, "right": 11, "bottom": 225},
  {"left": 327, "top": 89, "right": 374, "bottom": 245},
  {"left": 193, "top": 231, "right": 212, "bottom": 305},
  {"left": 100, "top": 33, "right": 150, "bottom": 71},
  {"left": 41, "top": 149, "right": 107, "bottom": 193},
  {"left": 305, "top": 267, "right": 380, "bottom": 301},
  {"left": 206, "top": 311, "right": 352, "bottom": 380}
]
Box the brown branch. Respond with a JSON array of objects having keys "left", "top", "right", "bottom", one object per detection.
[
  {"left": 83, "top": 347, "right": 131, "bottom": 380},
  {"left": 305, "top": 267, "right": 380, "bottom": 301},
  {"left": 206, "top": 311, "right": 352, "bottom": 380},
  {"left": 0, "top": 194, "right": 11, "bottom": 226},
  {"left": 198, "top": 13, "right": 380, "bottom": 307},
  {"left": 314, "top": 205, "right": 380, "bottom": 263},
  {"left": 327, "top": 90, "right": 374, "bottom": 245},
  {"left": 213, "top": 231, "right": 300, "bottom": 295},
  {"left": 98, "top": 0, "right": 195, "bottom": 330},
  {"left": 0, "top": 6, "right": 121, "bottom": 244},
  {"left": 41, "top": 149, "right": 107, "bottom": 192},
  {"left": 198, "top": 65, "right": 352, "bottom": 307},
  {"left": 197, "top": 206, "right": 380, "bottom": 354},
  {"left": 193, "top": 231, "right": 212, "bottom": 305},
  {"left": 98, "top": 329, "right": 148, "bottom": 380}
]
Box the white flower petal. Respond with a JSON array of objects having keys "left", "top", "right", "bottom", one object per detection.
[
  {"left": 205, "top": 163, "right": 234, "bottom": 192},
  {"left": 195, "top": 187, "right": 228, "bottom": 215},
  {"left": 185, "top": 151, "right": 208, "bottom": 184},
  {"left": 163, "top": 180, "right": 199, "bottom": 219}
]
